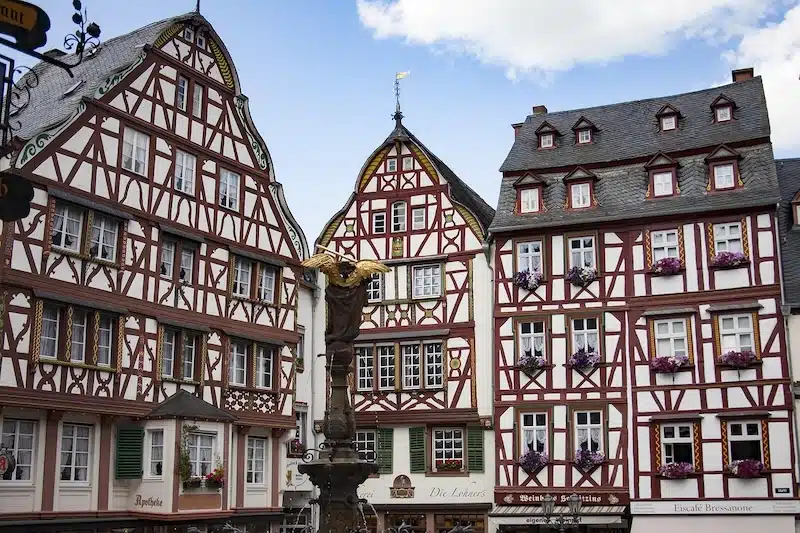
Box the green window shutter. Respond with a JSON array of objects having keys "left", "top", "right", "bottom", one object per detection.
[
  {"left": 115, "top": 426, "right": 144, "bottom": 480},
  {"left": 409, "top": 426, "right": 426, "bottom": 473},
  {"left": 467, "top": 426, "right": 484, "bottom": 473},
  {"left": 376, "top": 428, "right": 393, "bottom": 474}
]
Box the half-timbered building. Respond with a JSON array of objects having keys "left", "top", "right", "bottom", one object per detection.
[
  {"left": 314, "top": 111, "right": 495, "bottom": 532},
  {"left": 488, "top": 69, "right": 798, "bottom": 533},
  {"left": 0, "top": 12, "right": 316, "bottom": 533}
]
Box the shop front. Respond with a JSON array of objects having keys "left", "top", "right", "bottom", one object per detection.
[
  {"left": 489, "top": 491, "right": 629, "bottom": 533},
  {"left": 629, "top": 500, "right": 798, "bottom": 533},
  {"left": 373, "top": 504, "right": 492, "bottom": 533}
]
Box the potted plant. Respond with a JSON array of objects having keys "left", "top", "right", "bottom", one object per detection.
[
  {"left": 205, "top": 466, "right": 225, "bottom": 489},
  {"left": 720, "top": 350, "right": 756, "bottom": 368},
  {"left": 659, "top": 462, "right": 694, "bottom": 479},
  {"left": 568, "top": 348, "right": 601, "bottom": 369},
  {"left": 728, "top": 459, "right": 765, "bottom": 478},
  {"left": 566, "top": 266, "right": 598, "bottom": 287},
  {"left": 517, "top": 349, "right": 547, "bottom": 374},
  {"left": 435, "top": 459, "right": 463, "bottom": 471},
  {"left": 651, "top": 257, "right": 682, "bottom": 276},
  {"left": 178, "top": 423, "right": 198, "bottom": 488},
  {"left": 650, "top": 355, "right": 690, "bottom": 373},
  {"left": 574, "top": 449, "right": 605, "bottom": 470},
  {"left": 514, "top": 269, "right": 544, "bottom": 291},
  {"left": 183, "top": 476, "right": 203, "bottom": 489},
  {"left": 710, "top": 251, "right": 748, "bottom": 269},
  {"left": 519, "top": 450, "right": 548, "bottom": 474}
]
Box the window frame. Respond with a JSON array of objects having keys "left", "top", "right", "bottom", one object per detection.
[
  {"left": 726, "top": 420, "right": 763, "bottom": 462},
  {"left": 51, "top": 202, "right": 123, "bottom": 264},
  {"left": 573, "top": 409, "right": 604, "bottom": 453},
  {"left": 356, "top": 346, "right": 374, "bottom": 391},
  {"left": 411, "top": 207, "right": 426, "bottom": 230},
  {"left": 176, "top": 76, "right": 188, "bottom": 111},
  {"left": 161, "top": 327, "right": 203, "bottom": 382},
  {"left": 196, "top": 32, "right": 206, "bottom": 49},
  {"left": 577, "top": 129, "right": 592, "bottom": 144},
  {"left": 39, "top": 301, "right": 120, "bottom": 368},
  {"left": 518, "top": 187, "right": 540, "bottom": 214},
  {"left": 570, "top": 182, "right": 592, "bottom": 209},
  {"left": 651, "top": 170, "right": 676, "bottom": 197},
  {"left": 160, "top": 238, "right": 197, "bottom": 285},
  {"left": 412, "top": 264, "right": 442, "bottom": 299},
  {"left": 715, "top": 105, "right": 732, "bottom": 123},
  {"left": 366, "top": 273, "right": 382, "bottom": 303},
  {"left": 570, "top": 317, "right": 600, "bottom": 356},
  {"left": 145, "top": 428, "right": 164, "bottom": 478},
  {"left": 660, "top": 115, "right": 677, "bottom": 131},
  {"left": 519, "top": 412, "right": 548, "bottom": 455},
  {"left": 228, "top": 339, "right": 279, "bottom": 391},
  {"left": 712, "top": 222, "right": 744, "bottom": 255},
  {"left": 432, "top": 427, "right": 465, "bottom": 472},
  {"left": 568, "top": 235, "right": 596, "bottom": 269},
  {"left": 516, "top": 240, "right": 543, "bottom": 274},
  {"left": 661, "top": 423, "right": 694, "bottom": 466},
  {"left": 372, "top": 211, "right": 386, "bottom": 234},
  {"left": 386, "top": 158, "right": 397, "bottom": 173},
  {"left": 174, "top": 149, "right": 197, "bottom": 195},
  {"left": 231, "top": 255, "right": 280, "bottom": 304},
  {"left": 517, "top": 319, "right": 547, "bottom": 363},
  {"left": 391, "top": 201, "right": 407, "bottom": 232},
  {"left": 718, "top": 313, "right": 756, "bottom": 355},
  {"left": 219, "top": 168, "right": 241, "bottom": 211},
  {"left": 186, "top": 431, "right": 216, "bottom": 478},
  {"left": 59, "top": 422, "right": 93, "bottom": 484},
  {"left": 246, "top": 436, "right": 267, "bottom": 485},
  {"left": 402, "top": 156, "right": 414, "bottom": 171},
  {"left": 652, "top": 318, "right": 689, "bottom": 359},
  {"left": 1, "top": 418, "right": 37, "bottom": 482},
  {"left": 650, "top": 229, "right": 680, "bottom": 263},
  {"left": 712, "top": 162, "right": 736, "bottom": 190},
  {"left": 355, "top": 429, "right": 377, "bottom": 462},
  {"left": 121, "top": 127, "right": 150, "bottom": 176},
  {"left": 539, "top": 133, "right": 554, "bottom": 149},
  {"left": 358, "top": 341, "right": 444, "bottom": 392},
  {"left": 192, "top": 83, "right": 204, "bottom": 119}
]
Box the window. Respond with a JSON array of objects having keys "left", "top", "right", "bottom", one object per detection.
[
  {"left": 1, "top": 419, "right": 36, "bottom": 481},
  {"left": 715, "top": 106, "right": 732, "bottom": 122},
  {"left": 161, "top": 328, "right": 201, "bottom": 381},
  {"left": 229, "top": 340, "right": 277, "bottom": 389},
  {"left": 713, "top": 163, "right": 735, "bottom": 189},
  {"left": 232, "top": 256, "right": 251, "bottom": 298},
  {"left": 160, "top": 239, "right": 196, "bottom": 284},
  {"left": 412, "top": 264, "right": 441, "bottom": 298},
  {"left": 219, "top": 169, "right": 240, "bottom": 210},
  {"left": 433, "top": 428, "right": 463, "bottom": 471},
  {"left": 727, "top": 421, "right": 762, "bottom": 461},
  {"left": 401, "top": 342, "right": 443, "bottom": 390},
  {"left": 39, "top": 303, "right": 118, "bottom": 366},
  {"left": 255, "top": 346, "right": 273, "bottom": 389},
  {"left": 569, "top": 236, "right": 595, "bottom": 269},
  {"left": 539, "top": 133, "right": 554, "bottom": 148},
  {"left": 424, "top": 343, "right": 444, "bottom": 388},
  {"left": 40, "top": 304, "right": 60, "bottom": 359},
  {"left": 246, "top": 437, "right": 266, "bottom": 484},
  {"left": 147, "top": 429, "right": 164, "bottom": 476},
  {"left": 355, "top": 430, "right": 376, "bottom": 461},
  {"left": 367, "top": 273, "right": 382, "bottom": 302},
  {"left": 373, "top": 212, "right": 386, "bottom": 234},
  {"left": 356, "top": 346, "right": 374, "bottom": 391},
  {"left": 519, "top": 321, "right": 545, "bottom": 360},
  {"left": 653, "top": 171, "right": 674, "bottom": 197},
  {"left": 654, "top": 319, "right": 688, "bottom": 358},
  {"left": 52, "top": 204, "right": 83, "bottom": 252},
  {"left": 176, "top": 77, "right": 188, "bottom": 111},
  {"left": 661, "top": 116, "right": 677, "bottom": 131},
  {"left": 713, "top": 222, "right": 742, "bottom": 254},
  {"left": 295, "top": 409, "right": 307, "bottom": 446},
  {"left": 187, "top": 432, "right": 214, "bottom": 477},
  {"left": 402, "top": 156, "right": 414, "bottom": 170},
  {"left": 412, "top": 207, "right": 426, "bottom": 230},
  {"left": 377, "top": 345, "right": 395, "bottom": 390},
  {"left": 392, "top": 201, "right": 406, "bottom": 232},
  {"left": 229, "top": 341, "right": 247, "bottom": 386},
  {"left": 719, "top": 314, "right": 754, "bottom": 353},
  {"left": 231, "top": 256, "right": 278, "bottom": 302},
  {"left": 196, "top": 32, "right": 206, "bottom": 48},
  {"left": 60, "top": 423, "right": 91, "bottom": 482},
  {"left": 662, "top": 423, "right": 693, "bottom": 465},
  {"left": 175, "top": 150, "right": 196, "bottom": 194},
  {"left": 571, "top": 183, "right": 591, "bottom": 209},
  {"left": 521, "top": 413, "right": 547, "bottom": 453},
  {"left": 258, "top": 266, "right": 276, "bottom": 302},
  {"left": 192, "top": 84, "right": 203, "bottom": 119},
  {"left": 90, "top": 214, "right": 118, "bottom": 261},
  {"left": 387, "top": 159, "right": 396, "bottom": 172},
  {"left": 97, "top": 315, "right": 114, "bottom": 366},
  {"left": 577, "top": 129, "right": 591, "bottom": 144},
  {"left": 70, "top": 309, "right": 87, "bottom": 363},
  {"left": 122, "top": 128, "right": 149, "bottom": 175},
  {"left": 183, "top": 26, "right": 194, "bottom": 42},
  {"left": 651, "top": 230, "right": 679, "bottom": 262},
  {"left": 517, "top": 241, "right": 542, "bottom": 273},
  {"left": 574, "top": 411, "right": 602, "bottom": 452},
  {"left": 519, "top": 188, "right": 539, "bottom": 213},
  {"left": 572, "top": 318, "right": 599, "bottom": 354}
]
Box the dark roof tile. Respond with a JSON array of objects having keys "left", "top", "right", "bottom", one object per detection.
[
  {"left": 147, "top": 389, "right": 236, "bottom": 422},
  {"left": 776, "top": 158, "right": 800, "bottom": 305}
]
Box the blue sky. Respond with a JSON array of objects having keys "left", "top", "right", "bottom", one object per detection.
[{"left": 15, "top": 1, "right": 800, "bottom": 243}]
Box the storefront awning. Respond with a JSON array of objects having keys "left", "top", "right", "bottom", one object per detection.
[
  {"left": 630, "top": 515, "right": 794, "bottom": 533},
  {"left": 490, "top": 505, "right": 626, "bottom": 526}
]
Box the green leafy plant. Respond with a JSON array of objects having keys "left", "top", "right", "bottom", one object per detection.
[{"left": 178, "top": 424, "right": 198, "bottom": 484}]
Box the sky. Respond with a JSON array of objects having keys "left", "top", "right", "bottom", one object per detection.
[{"left": 11, "top": 1, "right": 800, "bottom": 244}]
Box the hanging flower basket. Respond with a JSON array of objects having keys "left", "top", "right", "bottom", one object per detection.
[
  {"left": 435, "top": 459, "right": 463, "bottom": 471},
  {"left": 728, "top": 459, "right": 765, "bottom": 478},
  {"left": 574, "top": 449, "right": 605, "bottom": 470},
  {"left": 720, "top": 350, "right": 756, "bottom": 368},
  {"left": 519, "top": 450, "right": 548, "bottom": 474},
  {"left": 517, "top": 350, "right": 547, "bottom": 375},
  {"left": 568, "top": 348, "right": 601, "bottom": 369},
  {"left": 659, "top": 462, "right": 694, "bottom": 479},
  {"left": 710, "top": 251, "right": 748, "bottom": 269},
  {"left": 651, "top": 257, "right": 682, "bottom": 276},
  {"left": 514, "top": 269, "right": 544, "bottom": 291},
  {"left": 566, "top": 266, "right": 598, "bottom": 287},
  {"left": 650, "top": 355, "right": 690, "bottom": 373},
  {"left": 205, "top": 467, "right": 225, "bottom": 489}
]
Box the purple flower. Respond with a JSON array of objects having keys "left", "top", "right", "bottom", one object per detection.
[
  {"left": 711, "top": 251, "right": 748, "bottom": 268},
  {"left": 652, "top": 257, "right": 682, "bottom": 276},
  {"left": 659, "top": 462, "right": 694, "bottom": 479},
  {"left": 574, "top": 449, "right": 605, "bottom": 470},
  {"left": 514, "top": 269, "right": 544, "bottom": 291},
  {"left": 720, "top": 350, "right": 756, "bottom": 368},
  {"left": 518, "top": 350, "right": 547, "bottom": 373},
  {"left": 569, "top": 348, "right": 601, "bottom": 369},
  {"left": 566, "top": 266, "right": 597, "bottom": 287},
  {"left": 728, "top": 459, "right": 765, "bottom": 478},
  {"left": 519, "top": 450, "right": 548, "bottom": 474},
  {"left": 650, "top": 355, "right": 689, "bottom": 373}
]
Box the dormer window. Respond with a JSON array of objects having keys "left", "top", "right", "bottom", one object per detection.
[
  {"left": 645, "top": 152, "right": 679, "bottom": 199},
  {"left": 655, "top": 104, "right": 681, "bottom": 133},
  {"left": 713, "top": 163, "right": 735, "bottom": 189},
  {"left": 519, "top": 188, "right": 540, "bottom": 213},
  {"left": 539, "top": 133, "right": 554, "bottom": 149},
  {"left": 570, "top": 183, "right": 590, "bottom": 209},
  {"left": 705, "top": 145, "right": 741, "bottom": 192},
  {"left": 577, "top": 129, "right": 592, "bottom": 144},
  {"left": 715, "top": 106, "right": 732, "bottom": 122},
  {"left": 563, "top": 167, "right": 598, "bottom": 209},
  {"left": 661, "top": 116, "right": 676, "bottom": 131},
  {"left": 711, "top": 95, "right": 736, "bottom": 124},
  {"left": 571, "top": 117, "right": 597, "bottom": 145},
  {"left": 514, "top": 173, "right": 546, "bottom": 215},
  {"left": 535, "top": 121, "right": 560, "bottom": 150},
  {"left": 653, "top": 171, "right": 675, "bottom": 197}
]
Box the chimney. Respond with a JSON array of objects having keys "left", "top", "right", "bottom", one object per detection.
[
  {"left": 532, "top": 105, "right": 548, "bottom": 116},
  {"left": 43, "top": 49, "right": 67, "bottom": 59},
  {"left": 732, "top": 68, "right": 754, "bottom": 83},
  {"left": 512, "top": 122, "right": 523, "bottom": 136}
]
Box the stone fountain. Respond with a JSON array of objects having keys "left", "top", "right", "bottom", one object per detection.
[{"left": 298, "top": 249, "right": 389, "bottom": 533}]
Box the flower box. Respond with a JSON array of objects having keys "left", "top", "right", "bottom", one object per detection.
[
  {"left": 514, "top": 269, "right": 544, "bottom": 291},
  {"left": 719, "top": 350, "right": 756, "bottom": 369},
  {"left": 650, "top": 355, "right": 690, "bottom": 373},
  {"left": 658, "top": 462, "right": 694, "bottom": 479},
  {"left": 435, "top": 459, "right": 463, "bottom": 472},
  {"left": 205, "top": 467, "right": 225, "bottom": 489},
  {"left": 574, "top": 449, "right": 605, "bottom": 470},
  {"left": 183, "top": 476, "right": 203, "bottom": 490},
  {"left": 651, "top": 257, "right": 682, "bottom": 276},
  {"left": 568, "top": 348, "right": 600, "bottom": 369},
  {"left": 519, "top": 450, "right": 548, "bottom": 474},
  {"left": 728, "top": 459, "right": 765, "bottom": 478},
  {"left": 710, "top": 251, "right": 748, "bottom": 269},
  {"left": 566, "top": 266, "right": 598, "bottom": 287},
  {"left": 517, "top": 350, "right": 548, "bottom": 376}
]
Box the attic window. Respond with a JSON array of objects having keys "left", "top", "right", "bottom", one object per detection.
[
  {"left": 196, "top": 33, "right": 206, "bottom": 48},
  {"left": 661, "top": 116, "right": 676, "bottom": 131},
  {"left": 645, "top": 152, "right": 679, "bottom": 199},
  {"left": 705, "top": 145, "right": 741, "bottom": 192},
  {"left": 577, "top": 129, "right": 592, "bottom": 144},
  {"left": 62, "top": 80, "right": 84, "bottom": 96},
  {"left": 539, "top": 133, "right": 554, "bottom": 149},
  {"left": 715, "top": 106, "right": 732, "bottom": 122},
  {"left": 183, "top": 27, "right": 194, "bottom": 42},
  {"left": 519, "top": 188, "right": 540, "bottom": 214}
]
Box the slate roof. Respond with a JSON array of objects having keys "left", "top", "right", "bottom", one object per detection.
[
  {"left": 13, "top": 12, "right": 198, "bottom": 140},
  {"left": 147, "top": 389, "right": 236, "bottom": 422},
  {"left": 776, "top": 158, "right": 800, "bottom": 306},
  {"left": 500, "top": 76, "right": 770, "bottom": 172}
]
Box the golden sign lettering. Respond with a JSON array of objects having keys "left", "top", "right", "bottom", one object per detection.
[{"left": 0, "top": 0, "right": 37, "bottom": 32}]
